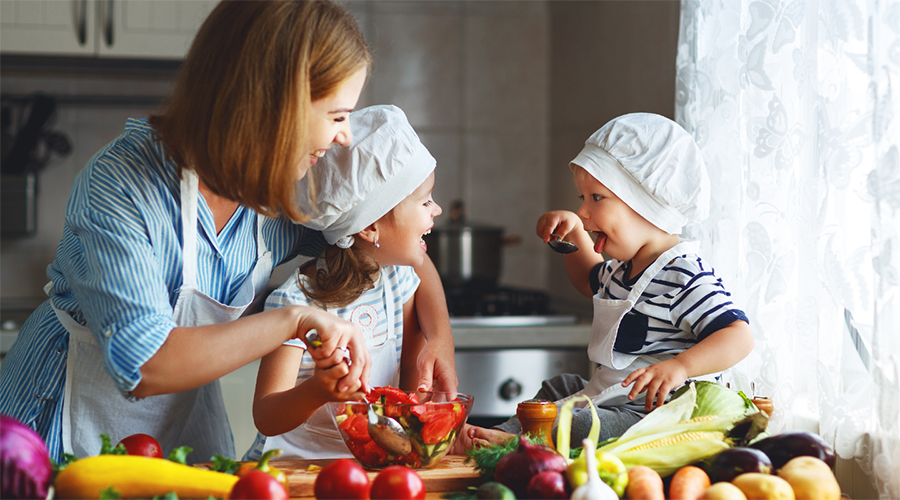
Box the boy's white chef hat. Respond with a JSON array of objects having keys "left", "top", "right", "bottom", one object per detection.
[
  {"left": 570, "top": 112, "right": 709, "bottom": 235},
  {"left": 296, "top": 104, "right": 436, "bottom": 248}
]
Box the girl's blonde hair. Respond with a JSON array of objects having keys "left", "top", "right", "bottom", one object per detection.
[
  {"left": 149, "top": 0, "right": 371, "bottom": 222},
  {"left": 300, "top": 212, "right": 400, "bottom": 308}
]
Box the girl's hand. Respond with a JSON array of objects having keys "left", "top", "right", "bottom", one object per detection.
[
  {"left": 622, "top": 358, "right": 688, "bottom": 411},
  {"left": 536, "top": 210, "right": 582, "bottom": 243},
  {"left": 293, "top": 307, "right": 372, "bottom": 394},
  {"left": 310, "top": 358, "right": 367, "bottom": 402}
]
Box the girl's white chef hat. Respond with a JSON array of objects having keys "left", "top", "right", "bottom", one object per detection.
[
  {"left": 296, "top": 104, "right": 436, "bottom": 248},
  {"left": 569, "top": 112, "right": 710, "bottom": 235}
]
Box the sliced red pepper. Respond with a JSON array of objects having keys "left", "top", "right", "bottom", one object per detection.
[
  {"left": 361, "top": 439, "right": 388, "bottom": 466},
  {"left": 421, "top": 412, "right": 456, "bottom": 444},
  {"left": 366, "top": 386, "right": 411, "bottom": 404}
]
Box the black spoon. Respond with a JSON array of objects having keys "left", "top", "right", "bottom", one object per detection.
[{"left": 548, "top": 234, "right": 579, "bottom": 254}]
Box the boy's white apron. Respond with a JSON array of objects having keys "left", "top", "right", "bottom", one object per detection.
[
  {"left": 51, "top": 170, "right": 273, "bottom": 461},
  {"left": 261, "top": 271, "right": 402, "bottom": 459},
  {"left": 557, "top": 241, "right": 699, "bottom": 411}
]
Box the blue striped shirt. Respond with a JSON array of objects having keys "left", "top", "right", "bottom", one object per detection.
[
  {"left": 590, "top": 253, "right": 748, "bottom": 359},
  {"left": 243, "top": 264, "right": 420, "bottom": 460},
  {"left": 0, "top": 119, "right": 324, "bottom": 461}
]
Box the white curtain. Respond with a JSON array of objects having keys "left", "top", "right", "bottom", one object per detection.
[{"left": 676, "top": 0, "right": 899, "bottom": 498}]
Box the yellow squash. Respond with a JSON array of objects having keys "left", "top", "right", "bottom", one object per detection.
[{"left": 54, "top": 454, "right": 239, "bottom": 499}]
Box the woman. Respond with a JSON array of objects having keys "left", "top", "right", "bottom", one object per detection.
[{"left": 0, "top": 0, "right": 456, "bottom": 464}]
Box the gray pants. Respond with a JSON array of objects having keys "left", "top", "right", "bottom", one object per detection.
[{"left": 493, "top": 374, "right": 644, "bottom": 445}]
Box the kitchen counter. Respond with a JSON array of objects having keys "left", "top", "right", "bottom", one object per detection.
[{"left": 452, "top": 320, "right": 592, "bottom": 349}]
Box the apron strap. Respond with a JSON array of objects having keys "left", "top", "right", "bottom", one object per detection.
[{"left": 180, "top": 170, "right": 200, "bottom": 289}]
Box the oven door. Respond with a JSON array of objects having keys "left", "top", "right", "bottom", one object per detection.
[{"left": 454, "top": 348, "right": 594, "bottom": 427}]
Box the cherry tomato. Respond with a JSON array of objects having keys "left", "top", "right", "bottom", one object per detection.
[
  {"left": 314, "top": 458, "right": 371, "bottom": 500},
  {"left": 421, "top": 412, "right": 455, "bottom": 444},
  {"left": 341, "top": 413, "right": 372, "bottom": 442},
  {"left": 116, "top": 433, "right": 162, "bottom": 458},
  {"left": 229, "top": 470, "right": 289, "bottom": 500},
  {"left": 370, "top": 465, "right": 426, "bottom": 500},
  {"left": 235, "top": 449, "right": 289, "bottom": 491}
]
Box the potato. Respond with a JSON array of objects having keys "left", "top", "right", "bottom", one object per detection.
[
  {"left": 702, "top": 482, "right": 748, "bottom": 500},
  {"left": 732, "top": 473, "right": 795, "bottom": 500},
  {"left": 777, "top": 456, "right": 841, "bottom": 500}
]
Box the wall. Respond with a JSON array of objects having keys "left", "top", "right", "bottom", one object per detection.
[
  {"left": 546, "top": 0, "right": 681, "bottom": 305},
  {"left": 1, "top": 1, "right": 681, "bottom": 305},
  {"left": 0, "top": 0, "right": 551, "bottom": 303}
]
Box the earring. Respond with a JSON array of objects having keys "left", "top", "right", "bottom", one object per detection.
[{"left": 374, "top": 236, "right": 380, "bottom": 248}]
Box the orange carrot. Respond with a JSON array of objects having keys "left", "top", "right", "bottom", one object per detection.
[
  {"left": 626, "top": 465, "right": 665, "bottom": 500},
  {"left": 668, "top": 465, "right": 711, "bottom": 500}
]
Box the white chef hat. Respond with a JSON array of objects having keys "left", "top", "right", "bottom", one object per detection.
[
  {"left": 570, "top": 112, "right": 709, "bottom": 235},
  {"left": 296, "top": 104, "right": 436, "bottom": 248}
]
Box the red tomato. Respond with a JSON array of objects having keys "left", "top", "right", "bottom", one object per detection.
[
  {"left": 116, "top": 433, "right": 162, "bottom": 458},
  {"left": 421, "top": 412, "right": 456, "bottom": 444},
  {"left": 370, "top": 466, "right": 426, "bottom": 500},
  {"left": 366, "top": 386, "right": 413, "bottom": 404},
  {"left": 341, "top": 414, "right": 372, "bottom": 442},
  {"left": 229, "top": 470, "right": 289, "bottom": 500},
  {"left": 314, "top": 458, "right": 370, "bottom": 500},
  {"left": 361, "top": 439, "right": 389, "bottom": 466}
]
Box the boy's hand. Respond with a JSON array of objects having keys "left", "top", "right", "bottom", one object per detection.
[
  {"left": 536, "top": 210, "right": 582, "bottom": 243},
  {"left": 622, "top": 358, "right": 688, "bottom": 411}
]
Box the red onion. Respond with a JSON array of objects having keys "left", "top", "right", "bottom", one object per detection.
[
  {"left": 527, "top": 470, "right": 570, "bottom": 499},
  {"left": 1, "top": 415, "right": 52, "bottom": 499},
  {"left": 494, "top": 435, "right": 568, "bottom": 498}
]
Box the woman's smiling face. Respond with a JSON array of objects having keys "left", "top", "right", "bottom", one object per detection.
[{"left": 301, "top": 67, "right": 368, "bottom": 179}]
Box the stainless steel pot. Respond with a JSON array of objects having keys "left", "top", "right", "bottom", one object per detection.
[{"left": 423, "top": 201, "right": 518, "bottom": 287}]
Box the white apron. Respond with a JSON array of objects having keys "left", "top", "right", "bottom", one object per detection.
[
  {"left": 557, "top": 242, "right": 699, "bottom": 411},
  {"left": 53, "top": 169, "right": 274, "bottom": 462},
  {"left": 262, "top": 271, "right": 403, "bottom": 459}
]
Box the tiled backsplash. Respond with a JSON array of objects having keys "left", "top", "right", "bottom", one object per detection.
[{"left": 1, "top": 1, "right": 679, "bottom": 308}]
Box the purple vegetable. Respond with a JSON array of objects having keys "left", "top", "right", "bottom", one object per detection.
[{"left": 1, "top": 415, "right": 52, "bottom": 499}]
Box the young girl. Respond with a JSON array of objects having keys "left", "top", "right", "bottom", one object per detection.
[{"left": 244, "top": 105, "right": 444, "bottom": 460}]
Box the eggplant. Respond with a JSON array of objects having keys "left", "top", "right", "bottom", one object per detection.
[
  {"left": 749, "top": 431, "right": 836, "bottom": 469},
  {"left": 705, "top": 447, "right": 773, "bottom": 483}
]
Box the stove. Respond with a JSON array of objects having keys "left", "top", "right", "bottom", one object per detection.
[
  {"left": 446, "top": 285, "right": 590, "bottom": 425},
  {"left": 444, "top": 285, "right": 578, "bottom": 327}
]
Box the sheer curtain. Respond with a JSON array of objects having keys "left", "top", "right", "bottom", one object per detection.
[{"left": 675, "top": 0, "right": 899, "bottom": 498}]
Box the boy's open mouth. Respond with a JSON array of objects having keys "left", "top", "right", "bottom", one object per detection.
[{"left": 593, "top": 231, "right": 608, "bottom": 254}]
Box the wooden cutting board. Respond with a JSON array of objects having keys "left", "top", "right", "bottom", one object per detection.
[{"left": 197, "top": 455, "right": 481, "bottom": 498}]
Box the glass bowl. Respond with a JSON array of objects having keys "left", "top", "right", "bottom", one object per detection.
[{"left": 326, "top": 389, "right": 474, "bottom": 469}]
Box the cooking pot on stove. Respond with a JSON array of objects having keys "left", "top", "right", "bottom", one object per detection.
[{"left": 424, "top": 200, "right": 519, "bottom": 287}]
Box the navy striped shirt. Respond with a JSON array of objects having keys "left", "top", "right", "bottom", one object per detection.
[
  {"left": 0, "top": 119, "right": 324, "bottom": 461},
  {"left": 590, "top": 254, "right": 748, "bottom": 359}
]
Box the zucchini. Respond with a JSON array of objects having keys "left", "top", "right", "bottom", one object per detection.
[{"left": 54, "top": 454, "right": 239, "bottom": 499}]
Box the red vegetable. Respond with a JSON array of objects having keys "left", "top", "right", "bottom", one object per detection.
[
  {"left": 229, "top": 469, "right": 289, "bottom": 500},
  {"left": 421, "top": 412, "right": 455, "bottom": 444},
  {"left": 526, "top": 470, "right": 570, "bottom": 499},
  {"left": 494, "top": 435, "right": 569, "bottom": 498},
  {"left": 0, "top": 415, "right": 52, "bottom": 500},
  {"left": 117, "top": 433, "right": 163, "bottom": 458},
  {"left": 341, "top": 414, "right": 372, "bottom": 442},
  {"left": 370, "top": 465, "right": 426, "bottom": 500},
  {"left": 314, "top": 458, "right": 370, "bottom": 500}
]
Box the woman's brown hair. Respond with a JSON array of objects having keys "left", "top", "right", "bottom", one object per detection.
[{"left": 149, "top": 0, "right": 371, "bottom": 222}]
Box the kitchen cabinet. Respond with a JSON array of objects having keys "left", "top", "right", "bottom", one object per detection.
[{"left": 0, "top": 0, "right": 216, "bottom": 59}]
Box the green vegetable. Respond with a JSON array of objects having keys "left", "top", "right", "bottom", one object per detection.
[
  {"left": 166, "top": 446, "right": 192, "bottom": 465},
  {"left": 210, "top": 454, "right": 242, "bottom": 474},
  {"left": 670, "top": 381, "right": 756, "bottom": 419},
  {"left": 99, "top": 434, "right": 127, "bottom": 455},
  {"left": 596, "top": 382, "right": 764, "bottom": 477},
  {"left": 476, "top": 482, "right": 516, "bottom": 499}
]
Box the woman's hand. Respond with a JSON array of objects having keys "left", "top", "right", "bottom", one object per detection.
[
  {"left": 415, "top": 335, "right": 457, "bottom": 394},
  {"left": 292, "top": 307, "right": 372, "bottom": 394}
]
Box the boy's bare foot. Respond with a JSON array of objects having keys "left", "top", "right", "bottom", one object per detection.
[{"left": 449, "top": 424, "right": 516, "bottom": 455}]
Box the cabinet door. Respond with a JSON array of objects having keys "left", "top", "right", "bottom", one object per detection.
[
  {"left": 96, "top": 0, "right": 217, "bottom": 59},
  {"left": 0, "top": 0, "right": 96, "bottom": 56}
]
